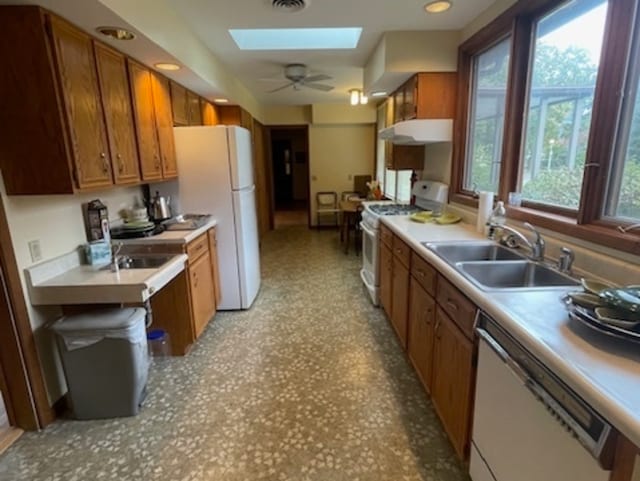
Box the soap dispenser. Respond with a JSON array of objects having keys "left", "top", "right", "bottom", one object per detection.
[{"left": 487, "top": 201, "right": 506, "bottom": 239}]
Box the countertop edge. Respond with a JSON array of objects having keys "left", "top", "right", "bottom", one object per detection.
[{"left": 116, "top": 219, "right": 218, "bottom": 245}]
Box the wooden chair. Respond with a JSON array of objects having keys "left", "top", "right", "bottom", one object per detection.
[{"left": 316, "top": 191, "right": 339, "bottom": 228}]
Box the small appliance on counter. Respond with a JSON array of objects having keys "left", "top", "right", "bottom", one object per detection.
[
  {"left": 148, "top": 191, "right": 172, "bottom": 222},
  {"left": 84, "top": 199, "right": 110, "bottom": 242}
]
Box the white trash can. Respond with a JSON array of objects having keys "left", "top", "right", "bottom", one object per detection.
[{"left": 52, "top": 307, "right": 149, "bottom": 420}]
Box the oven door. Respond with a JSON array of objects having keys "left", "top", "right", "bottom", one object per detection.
[{"left": 360, "top": 220, "right": 379, "bottom": 299}]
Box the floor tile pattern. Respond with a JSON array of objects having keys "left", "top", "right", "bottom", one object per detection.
[{"left": 0, "top": 226, "right": 468, "bottom": 480}]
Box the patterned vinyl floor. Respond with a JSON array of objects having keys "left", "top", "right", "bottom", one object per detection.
[{"left": 0, "top": 226, "right": 468, "bottom": 481}]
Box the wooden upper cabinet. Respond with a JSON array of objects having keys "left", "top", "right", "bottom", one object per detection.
[
  {"left": 219, "top": 105, "right": 253, "bottom": 132},
  {"left": 49, "top": 16, "right": 113, "bottom": 190},
  {"left": 187, "top": 91, "right": 203, "bottom": 126},
  {"left": 128, "top": 60, "right": 162, "bottom": 181},
  {"left": 94, "top": 43, "right": 140, "bottom": 185},
  {"left": 201, "top": 100, "right": 219, "bottom": 126},
  {"left": 391, "top": 73, "right": 457, "bottom": 123},
  {"left": 151, "top": 73, "right": 178, "bottom": 179},
  {"left": 170, "top": 81, "right": 188, "bottom": 126}
]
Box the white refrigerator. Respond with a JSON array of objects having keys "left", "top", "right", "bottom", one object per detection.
[{"left": 163, "top": 125, "right": 261, "bottom": 310}]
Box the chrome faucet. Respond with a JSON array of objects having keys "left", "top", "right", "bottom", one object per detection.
[
  {"left": 110, "top": 242, "right": 124, "bottom": 273},
  {"left": 557, "top": 247, "right": 575, "bottom": 274},
  {"left": 487, "top": 222, "right": 546, "bottom": 262}
]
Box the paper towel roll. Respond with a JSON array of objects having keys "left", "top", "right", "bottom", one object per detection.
[{"left": 477, "top": 191, "right": 494, "bottom": 234}]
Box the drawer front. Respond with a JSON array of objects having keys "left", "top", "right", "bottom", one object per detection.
[
  {"left": 392, "top": 235, "right": 411, "bottom": 268},
  {"left": 411, "top": 251, "right": 437, "bottom": 296},
  {"left": 380, "top": 223, "right": 393, "bottom": 248},
  {"left": 436, "top": 276, "right": 476, "bottom": 339},
  {"left": 186, "top": 233, "right": 208, "bottom": 262}
]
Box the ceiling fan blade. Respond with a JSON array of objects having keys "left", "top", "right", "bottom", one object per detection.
[
  {"left": 267, "top": 82, "right": 294, "bottom": 93},
  {"left": 304, "top": 83, "right": 334, "bottom": 92},
  {"left": 304, "top": 74, "right": 332, "bottom": 83},
  {"left": 258, "top": 78, "right": 286, "bottom": 83}
]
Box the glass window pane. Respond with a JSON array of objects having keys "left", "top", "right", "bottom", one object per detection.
[
  {"left": 606, "top": 17, "right": 640, "bottom": 221},
  {"left": 520, "top": 0, "right": 608, "bottom": 209},
  {"left": 385, "top": 168, "right": 396, "bottom": 200},
  {"left": 464, "top": 38, "right": 511, "bottom": 193},
  {"left": 396, "top": 171, "right": 413, "bottom": 202}
]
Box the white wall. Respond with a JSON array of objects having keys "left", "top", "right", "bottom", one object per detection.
[
  {"left": 0, "top": 172, "right": 143, "bottom": 402},
  {"left": 461, "top": 0, "right": 518, "bottom": 41},
  {"left": 309, "top": 125, "right": 375, "bottom": 225},
  {"left": 421, "top": 143, "right": 453, "bottom": 185}
]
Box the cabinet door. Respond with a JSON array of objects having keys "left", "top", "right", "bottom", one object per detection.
[
  {"left": 170, "top": 81, "right": 188, "bottom": 126},
  {"left": 408, "top": 277, "right": 436, "bottom": 392},
  {"left": 391, "top": 256, "right": 410, "bottom": 348},
  {"left": 379, "top": 242, "right": 393, "bottom": 319},
  {"left": 201, "top": 100, "right": 219, "bottom": 126},
  {"left": 128, "top": 60, "right": 162, "bottom": 181},
  {"left": 403, "top": 75, "right": 418, "bottom": 120},
  {"left": 189, "top": 251, "right": 216, "bottom": 339},
  {"left": 393, "top": 88, "right": 404, "bottom": 123},
  {"left": 416, "top": 72, "right": 457, "bottom": 119},
  {"left": 49, "top": 17, "right": 112, "bottom": 189},
  {"left": 207, "top": 227, "right": 221, "bottom": 307},
  {"left": 431, "top": 307, "right": 475, "bottom": 460},
  {"left": 151, "top": 73, "right": 178, "bottom": 178},
  {"left": 94, "top": 42, "right": 140, "bottom": 185},
  {"left": 187, "top": 91, "right": 203, "bottom": 125}
]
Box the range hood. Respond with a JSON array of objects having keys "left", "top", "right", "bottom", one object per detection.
[{"left": 378, "top": 119, "right": 453, "bottom": 145}]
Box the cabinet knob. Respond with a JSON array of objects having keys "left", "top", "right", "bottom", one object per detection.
[
  {"left": 100, "top": 153, "right": 109, "bottom": 173},
  {"left": 117, "top": 154, "right": 124, "bottom": 173}
]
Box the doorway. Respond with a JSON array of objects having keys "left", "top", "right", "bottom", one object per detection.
[{"left": 269, "top": 127, "right": 310, "bottom": 228}]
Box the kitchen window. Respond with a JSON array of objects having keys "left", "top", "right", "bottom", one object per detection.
[
  {"left": 519, "top": 0, "right": 608, "bottom": 211},
  {"left": 452, "top": 0, "right": 640, "bottom": 252},
  {"left": 464, "top": 37, "right": 511, "bottom": 193}
]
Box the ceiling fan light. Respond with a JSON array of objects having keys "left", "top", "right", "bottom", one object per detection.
[
  {"left": 424, "top": 1, "right": 452, "bottom": 13},
  {"left": 350, "top": 89, "right": 360, "bottom": 106}
]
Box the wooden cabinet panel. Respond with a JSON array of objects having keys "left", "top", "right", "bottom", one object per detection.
[
  {"left": 402, "top": 75, "right": 418, "bottom": 120},
  {"left": 207, "top": 228, "right": 221, "bottom": 306},
  {"left": 391, "top": 256, "right": 410, "bottom": 348},
  {"left": 436, "top": 276, "right": 477, "bottom": 339},
  {"left": 187, "top": 90, "right": 203, "bottom": 126},
  {"left": 201, "top": 100, "right": 219, "bottom": 126},
  {"left": 219, "top": 105, "right": 253, "bottom": 131},
  {"left": 94, "top": 42, "right": 140, "bottom": 185},
  {"left": 408, "top": 277, "right": 436, "bottom": 392},
  {"left": 49, "top": 16, "right": 112, "bottom": 190},
  {"left": 380, "top": 223, "right": 393, "bottom": 248},
  {"left": 170, "top": 81, "right": 188, "bottom": 126},
  {"left": 188, "top": 251, "right": 216, "bottom": 339},
  {"left": 431, "top": 307, "right": 475, "bottom": 460},
  {"left": 392, "top": 235, "right": 411, "bottom": 269},
  {"left": 416, "top": 72, "right": 457, "bottom": 119},
  {"left": 611, "top": 436, "right": 640, "bottom": 481},
  {"left": 393, "top": 88, "right": 404, "bottom": 124},
  {"left": 411, "top": 252, "right": 437, "bottom": 296},
  {"left": 186, "top": 233, "right": 209, "bottom": 262},
  {"left": 252, "top": 119, "right": 272, "bottom": 237},
  {"left": 379, "top": 242, "right": 393, "bottom": 319},
  {"left": 386, "top": 144, "right": 425, "bottom": 171},
  {"left": 128, "top": 60, "right": 162, "bottom": 181},
  {"left": 151, "top": 73, "right": 178, "bottom": 178},
  {"left": 384, "top": 99, "right": 394, "bottom": 128}
]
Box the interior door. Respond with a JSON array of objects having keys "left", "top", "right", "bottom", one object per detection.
[{"left": 272, "top": 139, "right": 293, "bottom": 207}]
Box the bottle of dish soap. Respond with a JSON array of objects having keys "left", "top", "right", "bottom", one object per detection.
[{"left": 487, "top": 201, "right": 506, "bottom": 239}]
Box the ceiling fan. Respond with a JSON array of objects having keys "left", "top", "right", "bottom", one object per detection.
[{"left": 264, "top": 64, "right": 334, "bottom": 93}]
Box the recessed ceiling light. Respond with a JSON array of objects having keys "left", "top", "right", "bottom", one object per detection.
[
  {"left": 424, "top": 1, "right": 452, "bottom": 13},
  {"left": 214, "top": 98, "right": 229, "bottom": 103},
  {"left": 154, "top": 63, "right": 181, "bottom": 71},
  {"left": 96, "top": 26, "right": 135, "bottom": 41},
  {"left": 228, "top": 27, "right": 362, "bottom": 50},
  {"left": 371, "top": 91, "right": 387, "bottom": 97}
]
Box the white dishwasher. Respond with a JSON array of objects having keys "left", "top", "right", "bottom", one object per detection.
[{"left": 470, "top": 313, "right": 617, "bottom": 481}]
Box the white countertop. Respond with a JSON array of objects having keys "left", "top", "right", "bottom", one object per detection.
[
  {"left": 116, "top": 218, "right": 217, "bottom": 245},
  {"left": 382, "top": 215, "right": 640, "bottom": 447}
]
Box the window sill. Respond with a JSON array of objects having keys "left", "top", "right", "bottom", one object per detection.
[{"left": 505, "top": 206, "right": 640, "bottom": 256}]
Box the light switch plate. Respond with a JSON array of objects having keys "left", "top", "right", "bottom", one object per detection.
[{"left": 28, "top": 240, "right": 42, "bottom": 263}]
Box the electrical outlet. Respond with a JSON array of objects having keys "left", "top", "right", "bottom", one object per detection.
[
  {"left": 311, "top": 175, "right": 317, "bottom": 181},
  {"left": 28, "top": 240, "right": 42, "bottom": 263}
]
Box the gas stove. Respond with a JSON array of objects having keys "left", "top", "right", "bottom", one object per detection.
[{"left": 367, "top": 203, "right": 423, "bottom": 216}]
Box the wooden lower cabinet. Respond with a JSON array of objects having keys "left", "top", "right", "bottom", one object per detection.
[
  {"left": 611, "top": 436, "right": 640, "bottom": 481},
  {"left": 431, "top": 307, "right": 475, "bottom": 460},
  {"left": 188, "top": 250, "right": 216, "bottom": 338},
  {"left": 391, "top": 256, "right": 410, "bottom": 348},
  {"left": 207, "top": 228, "right": 221, "bottom": 306},
  {"left": 379, "top": 242, "right": 393, "bottom": 318},
  {"left": 408, "top": 277, "right": 436, "bottom": 392}
]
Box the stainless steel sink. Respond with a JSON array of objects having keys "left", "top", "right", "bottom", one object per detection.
[
  {"left": 457, "top": 260, "right": 579, "bottom": 290},
  {"left": 103, "top": 255, "right": 174, "bottom": 270},
  {"left": 425, "top": 241, "right": 525, "bottom": 263}
]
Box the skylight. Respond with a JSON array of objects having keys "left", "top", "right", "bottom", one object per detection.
[{"left": 228, "top": 28, "right": 362, "bottom": 50}]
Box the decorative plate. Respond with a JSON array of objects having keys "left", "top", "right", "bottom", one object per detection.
[
  {"left": 594, "top": 307, "right": 640, "bottom": 328},
  {"left": 434, "top": 213, "right": 462, "bottom": 225},
  {"left": 409, "top": 212, "right": 433, "bottom": 223},
  {"left": 599, "top": 287, "right": 640, "bottom": 313}
]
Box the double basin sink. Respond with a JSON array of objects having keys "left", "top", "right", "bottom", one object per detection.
[
  {"left": 103, "top": 255, "right": 174, "bottom": 270},
  {"left": 424, "top": 242, "right": 579, "bottom": 291}
]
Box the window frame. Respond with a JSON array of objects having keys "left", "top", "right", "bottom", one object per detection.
[{"left": 451, "top": 0, "right": 640, "bottom": 254}]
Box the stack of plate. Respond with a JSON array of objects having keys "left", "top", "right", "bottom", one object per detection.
[
  {"left": 111, "top": 221, "right": 164, "bottom": 239},
  {"left": 565, "top": 280, "right": 640, "bottom": 343}
]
